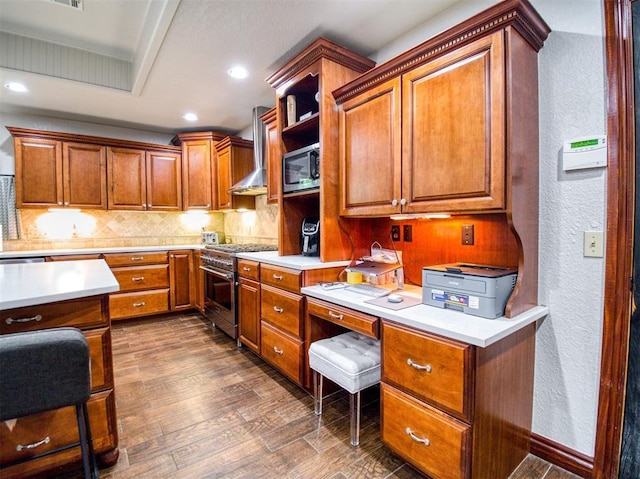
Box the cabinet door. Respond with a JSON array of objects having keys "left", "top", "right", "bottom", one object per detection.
[
  {"left": 182, "top": 140, "right": 214, "bottom": 210},
  {"left": 263, "top": 108, "right": 280, "bottom": 204},
  {"left": 63, "top": 142, "right": 107, "bottom": 209},
  {"left": 194, "top": 251, "right": 205, "bottom": 313},
  {"left": 146, "top": 150, "right": 182, "bottom": 211},
  {"left": 216, "top": 146, "right": 233, "bottom": 210},
  {"left": 107, "top": 147, "right": 147, "bottom": 210},
  {"left": 14, "top": 137, "right": 63, "bottom": 208},
  {"left": 402, "top": 31, "right": 505, "bottom": 213},
  {"left": 169, "top": 250, "right": 193, "bottom": 311},
  {"left": 339, "top": 77, "right": 402, "bottom": 216},
  {"left": 238, "top": 277, "right": 261, "bottom": 354}
]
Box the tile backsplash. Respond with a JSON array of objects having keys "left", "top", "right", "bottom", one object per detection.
[{"left": 4, "top": 196, "right": 278, "bottom": 251}]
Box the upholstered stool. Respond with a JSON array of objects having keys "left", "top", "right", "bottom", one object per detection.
[
  {"left": 0, "top": 328, "right": 98, "bottom": 478},
  {"left": 308, "top": 331, "right": 381, "bottom": 446}
]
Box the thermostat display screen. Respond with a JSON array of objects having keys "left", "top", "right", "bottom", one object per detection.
[{"left": 570, "top": 138, "right": 599, "bottom": 149}]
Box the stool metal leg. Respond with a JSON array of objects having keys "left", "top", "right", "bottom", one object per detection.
[
  {"left": 313, "top": 370, "right": 323, "bottom": 416},
  {"left": 76, "top": 403, "right": 99, "bottom": 479},
  {"left": 349, "top": 391, "right": 361, "bottom": 446}
]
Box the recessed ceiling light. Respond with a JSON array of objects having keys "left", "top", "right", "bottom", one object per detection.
[
  {"left": 183, "top": 113, "right": 198, "bottom": 122},
  {"left": 5, "top": 82, "right": 28, "bottom": 92},
  {"left": 228, "top": 66, "right": 248, "bottom": 79}
]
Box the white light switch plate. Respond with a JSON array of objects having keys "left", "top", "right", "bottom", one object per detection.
[{"left": 584, "top": 231, "right": 604, "bottom": 257}]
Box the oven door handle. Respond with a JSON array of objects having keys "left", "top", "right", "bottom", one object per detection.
[{"left": 199, "top": 265, "right": 234, "bottom": 280}]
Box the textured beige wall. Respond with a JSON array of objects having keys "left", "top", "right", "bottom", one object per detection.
[{"left": 5, "top": 195, "right": 278, "bottom": 251}]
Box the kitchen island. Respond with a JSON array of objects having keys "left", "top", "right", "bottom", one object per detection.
[{"left": 0, "top": 259, "right": 120, "bottom": 478}]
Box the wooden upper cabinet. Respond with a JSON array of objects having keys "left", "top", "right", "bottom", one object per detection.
[
  {"left": 107, "top": 146, "right": 147, "bottom": 210},
  {"left": 339, "top": 77, "right": 401, "bottom": 216},
  {"left": 214, "top": 136, "right": 255, "bottom": 211},
  {"left": 146, "top": 149, "right": 182, "bottom": 211},
  {"left": 337, "top": 32, "right": 505, "bottom": 216},
  {"left": 401, "top": 32, "right": 505, "bottom": 214},
  {"left": 63, "top": 142, "right": 107, "bottom": 209},
  {"left": 12, "top": 135, "right": 106, "bottom": 209},
  {"left": 262, "top": 108, "right": 280, "bottom": 205},
  {"left": 172, "top": 131, "right": 227, "bottom": 211},
  {"left": 14, "top": 136, "right": 63, "bottom": 208},
  {"left": 107, "top": 147, "right": 182, "bottom": 211},
  {"left": 182, "top": 140, "right": 213, "bottom": 210}
]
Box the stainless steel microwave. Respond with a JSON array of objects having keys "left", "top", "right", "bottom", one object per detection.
[{"left": 282, "top": 143, "right": 320, "bottom": 194}]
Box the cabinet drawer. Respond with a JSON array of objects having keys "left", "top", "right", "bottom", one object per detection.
[
  {"left": 261, "top": 321, "right": 304, "bottom": 385},
  {"left": 382, "top": 321, "right": 472, "bottom": 419},
  {"left": 85, "top": 327, "right": 113, "bottom": 392},
  {"left": 0, "top": 389, "right": 117, "bottom": 477},
  {"left": 109, "top": 289, "right": 169, "bottom": 320},
  {"left": 237, "top": 259, "right": 260, "bottom": 281},
  {"left": 111, "top": 264, "right": 169, "bottom": 292},
  {"left": 261, "top": 284, "right": 304, "bottom": 338},
  {"left": 0, "top": 297, "right": 107, "bottom": 334},
  {"left": 381, "top": 383, "right": 470, "bottom": 479},
  {"left": 103, "top": 251, "right": 168, "bottom": 267},
  {"left": 307, "top": 297, "right": 379, "bottom": 339},
  {"left": 261, "top": 264, "right": 301, "bottom": 293}
]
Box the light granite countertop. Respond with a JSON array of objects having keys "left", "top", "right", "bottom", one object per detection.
[
  {"left": 0, "top": 259, "right": 120, "bottom": 310},
  {"left": 301, "top": 283, "right": 548, "bottom": 347}
]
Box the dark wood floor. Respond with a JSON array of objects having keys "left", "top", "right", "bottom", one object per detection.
[{"left": 59, "top": 313, "right": 580, "bottom": 479}]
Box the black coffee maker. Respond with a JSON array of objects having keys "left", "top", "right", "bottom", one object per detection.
[{"left": 301, "top": 217, "right": 320, "bottom": 256}]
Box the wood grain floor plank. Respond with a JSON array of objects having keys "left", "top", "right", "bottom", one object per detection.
[{"left": 51, "top": 313, "right": 581, "bottom": 479}]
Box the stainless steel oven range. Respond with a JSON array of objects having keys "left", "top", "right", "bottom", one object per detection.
[{"left": 199, "top": 243, "right": 277, "bottom": 341}]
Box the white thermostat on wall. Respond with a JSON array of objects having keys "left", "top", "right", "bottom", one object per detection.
[{"left": 562, "top": 135, "right": 607, "bottom": 171}]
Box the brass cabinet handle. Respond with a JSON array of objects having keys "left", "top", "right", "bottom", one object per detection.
[
  {"left": 328, "top": 311, "right": 344, "bottom": 320},
  {"left": 273, "top": 346, "right": 284, "bottom": 355},
  {"left": 407, "top": 358, "right": 432, "bottom": 372},
  {"left": 406, "top": 427, "right": 430, "bottom": 446},
  {"left": 16, "top": 436, "right": 51, "bottom": 451},
  {"left": 6, "top": 314, "right": 43, "bottom": 324},
  {"left": 131, "top": 276, "right": 145, "bottom": 282},
  {"left": 273, "top": 306, "right": 284, "bottom": 314},
  {"left": 131, "top": 256, "right": 144, "bottom": 261},
  {"left": 133, "top": 302, "right": 146, "bottom": 307},
  {"left": 272, "top": 274, "right": 283, "bottom": 280}
]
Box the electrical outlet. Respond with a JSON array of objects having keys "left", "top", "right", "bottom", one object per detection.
[
  {"left": 403, "top": 225, "right": 412, "bottom": 242},
  {"left": 391, "top": 225, "right": 401, "bottom": 241},
  {"left": 584, "top": 231, "right": 604, "bottom": 257},
  {"left": 462, "top": 224, "right": 474, "bottom": 245}
]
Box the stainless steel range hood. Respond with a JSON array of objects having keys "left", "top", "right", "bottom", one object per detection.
[{"left": 229, "top": 106, "right": 269, "bottom": 195}]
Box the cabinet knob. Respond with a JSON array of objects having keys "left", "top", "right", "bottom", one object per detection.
[
  {"left": 391, "top": 199, "right": 398, "bottom": 207},
  {"left": 400, "top": 198, "right": 407, "bottom": 206},
  {"left": 58, "top": 201, "right": 63, "bottom": 205},
  {"left": 64, "top": 201, "right": 69, "bottom": 206}
]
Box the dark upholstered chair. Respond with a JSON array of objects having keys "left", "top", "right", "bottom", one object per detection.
[{"left": 0, "top": 327, "right": 98, "bottom": 478}]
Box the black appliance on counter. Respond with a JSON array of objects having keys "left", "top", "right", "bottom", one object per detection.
[
  {"left": 301, "top": 216, "right": 320, "bottom": 256},
  {"left": 199, "top": 243, "right": 277, "bottom": 341}
]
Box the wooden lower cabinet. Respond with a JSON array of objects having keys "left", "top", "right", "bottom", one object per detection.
[
  {"left": 104, "top": 251, "right": 170, "bottom": 321},
  {"left": 381, "top": 320, "right": 536, "bottom": 479},
  {"left": 169, "top": 250, "right": 194, "bottom": 311},
  {"left": 261, "top": 321, "right": 304, "bottom": 385},
  {"left": 237, "top": 259, "right": 261, "bottom": 354},
  {"left": 109, "top": 289, "right": 170, "bottom": 320},
  {"left": 381, "top": 384, "right": 470, "bottom": 479},
  {"left": 0, "top": 295, "right": 118, "bottom": 477}
]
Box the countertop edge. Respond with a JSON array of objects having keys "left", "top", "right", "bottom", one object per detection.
[
  {"left": 0, "top": 244, "right": 204, "bottom": 259},
  {"left": 235, "top": 251, "right": 350, "bottom": 270}
]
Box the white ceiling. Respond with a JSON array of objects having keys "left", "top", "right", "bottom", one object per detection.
[{"left": 0, "top": 0, "right": 463, "bottom": 135}]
